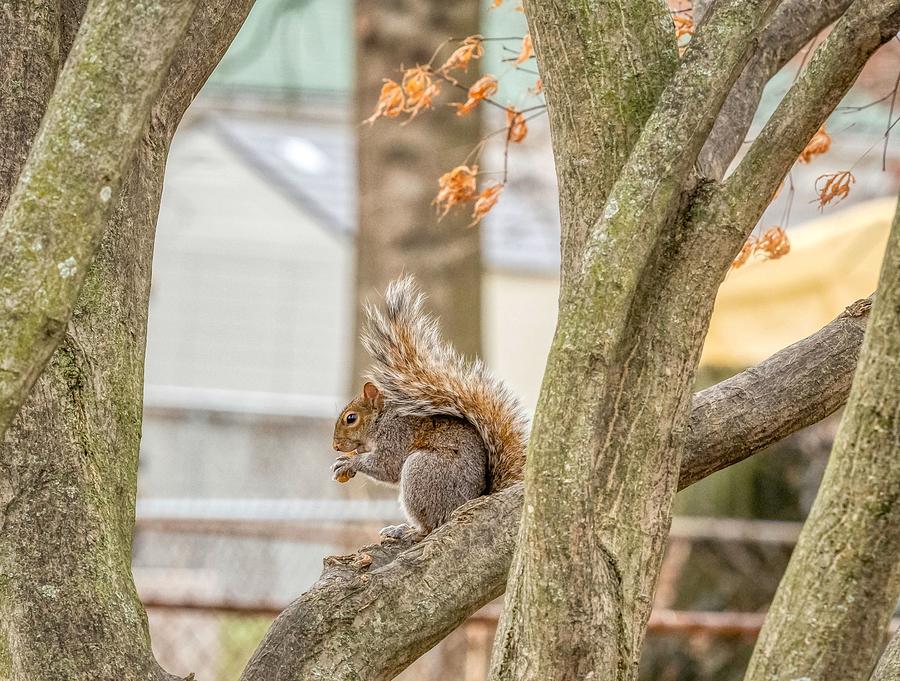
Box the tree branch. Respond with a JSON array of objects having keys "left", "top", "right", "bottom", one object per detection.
[
  {"left": 698, "top": 0, "right": 854, "bottom": 180},
  {"left": 525, "top": 0, "right": 677, "bottom": 286},
  {"left": 241, "top": 486, "right": 523, "bottom": 681},
  {"left": 0, "top": 2, "right": 61, "bottom": 214},
  {"left": 241, "top": 298, "right": 872, "bottom": 680},
  {"left": 0, "top": 3, "right": 255, "bottom": 679},
  {"left": 0, "top": 0, "right": 199, "bottom": 442},
  {"left": 491, "top": 2, "right": 784, "bottom": 676},
  {"left": 693, "top": 0, "right": 900, "bottom": 281}
]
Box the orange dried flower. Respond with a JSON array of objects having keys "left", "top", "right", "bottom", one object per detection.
[
  {"left": 491, "top": 0, "right": 502, "bottom": 7},
  {"left": 816, "top": 170, "right": 855, "bottom": 209},
  {"left": 514, "top": 34, "right": 533, "bottom": 65},
  {"left": 471, "top": 182, "right": 504, "bottom": 226},
  {"left": 434, "top": 164, "right": 478, "bottom": 217},
  {"left": 506, "top": 109, "right": 528, "bottom": 143},
  {"left": 532, "top": 78, "right": 543, "bottom": 95},
  {"left": 798, "top": 126, "right": 832, "bottom": 164},
  {"left": 365, "top": 79, "right": 405, "bottom": 123},
  {"left": 755, "top": 226, "right": 790, "bottom": 260},
  {"left": 440, "top": 36, "right": 484, "bottom": 74},
  {"left": 673, "top": 14, "right": 693, "bottom": 40},
  {"left": 401, "top": 66, "right": 440, "bottom": 119},
  {"left": 452, "top": 75, "right": 498, "bottom": 116},
  {"left": 731, "top": 238, "right": 755, "bottom": 269}
]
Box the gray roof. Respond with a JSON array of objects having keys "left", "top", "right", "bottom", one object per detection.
[{"left": 212, "top": 113, "right": 562, "bottom": 274}]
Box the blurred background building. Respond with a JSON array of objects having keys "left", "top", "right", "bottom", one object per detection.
[{"left": 134, "top": 1, "right": 900, "bottom": 679}]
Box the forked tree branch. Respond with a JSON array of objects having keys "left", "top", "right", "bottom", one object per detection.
[
  {"left": 241, "top": 298, "right": 872, "bottom": 681},
  {"left": 743, "top": 201, "right": 900, "bottom": 680},
  {"left": 693, "top": 0, "right": 900, "bottom": 275},
  {"left": 491, "top": 2, "right": 785, "bottom": 674},
  {"left": 698, "top": 0, "right": 854, "bottom": 179},
  {"left": 682, "top": 296, "right": 872, "bottom": 488}
]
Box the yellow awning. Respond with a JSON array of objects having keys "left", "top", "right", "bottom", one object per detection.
[{"left": 700, "top": 197, "right": 896, "bottom": 367}]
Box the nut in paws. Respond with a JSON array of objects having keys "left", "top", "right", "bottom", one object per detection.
[{"left": 332, "top": 455, "right": 357, "bottom": 483}]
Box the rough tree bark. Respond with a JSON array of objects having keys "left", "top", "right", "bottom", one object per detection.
[
  {"left": 0, "top": 0, "right": 198, "bottom": 441},
  {"left": 0, "top": 3, "right": 255, "bottom": 679},
  {"left": 240, "top": 297, "right": 872, "bottom": 680},
  {"left": 871, "top": 631, "right": 900, "bottom": 681},
  {"left": 241, "top": 3, "right": 896, "bottom": 678},
  {"left": 743, "top": 201, "right": 900, "bottom": 681},
  {"left": 352, "top": 0, "right": 482, "bottom": 386}
]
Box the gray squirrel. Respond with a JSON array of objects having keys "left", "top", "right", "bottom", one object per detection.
[{"left": 331, "top": 276, "right": 529, "bottom": 537}]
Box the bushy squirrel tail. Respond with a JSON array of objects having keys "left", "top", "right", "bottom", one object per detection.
[{"left": 362, "top": 275, "right": 529, "bottom": 491}]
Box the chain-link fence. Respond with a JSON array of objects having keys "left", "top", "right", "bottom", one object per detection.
[{"left": 135, "top": 508, "right": 882, "bottom": 681}]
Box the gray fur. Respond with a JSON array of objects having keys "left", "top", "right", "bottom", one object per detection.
[
  {"left": 332, "top": 275, "right": 527, "bottom": 535},
  {"left": 333, "top": 406, "right": 488, "bottom": 533}
]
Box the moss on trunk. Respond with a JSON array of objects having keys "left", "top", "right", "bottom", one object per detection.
[
  {"left": 490, "top": 2, "right": 782, "bottom": 678},
  {"left": 0, "top": 0, "right": 199, "bottom": 441}
]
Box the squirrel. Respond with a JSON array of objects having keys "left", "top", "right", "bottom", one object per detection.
[{"left": 331, "top": 275, "right": 529, "bottom": 538}]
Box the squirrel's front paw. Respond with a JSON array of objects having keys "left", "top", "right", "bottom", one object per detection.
[{"left": 332, "top": 455, "right": 357, "bottom": 483}]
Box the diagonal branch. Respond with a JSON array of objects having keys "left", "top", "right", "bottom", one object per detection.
[
  {"left": 682, "top": 296, "right": 872, "bottom": 488},
  {"left": 698, "top": 0, "right": 854, "bottom": 180},
  {"left": 692, "top": 0, "right": 900, "bottom": 282},
  {"left": 240, "top": 298, "right": 871, "bottom": 681},
  {"left": 525, "top": 0, "right": 677, "bottom": 283}
]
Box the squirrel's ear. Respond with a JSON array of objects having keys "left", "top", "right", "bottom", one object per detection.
[{"left": 362, "top": 381, "right": 383, "bottom": 407}]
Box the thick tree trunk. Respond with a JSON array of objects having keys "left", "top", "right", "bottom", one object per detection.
[
  {"left": 2, "top": 0, "right": 899, "bottom": 678},
  {"left": 0, "top": 4, "right": 254, "bottom": 679},
  {"left": 683, "top": 297, "right": 872, "bottom": 488},
  {"left": 241, "top": 485, "right": 523, "bottom": 681},
  {"left": 239, "top": 298, "right": 871, "bottom": 680},
  {"left": 743, "top": 200, "right": 900, "bottom": 681},
  {"left": 489, "top": 2, "right": 781, "bottom": 678},
  {"left": 0, "top": 0, "right": 198, "bottom": 441},
  {"left": 352, "top": 0, "right": 482, "bottom": 387}
]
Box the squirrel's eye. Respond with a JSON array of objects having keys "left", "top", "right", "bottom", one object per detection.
[{"left": 345, "top": 413, "right": 358, "bottom": 424}]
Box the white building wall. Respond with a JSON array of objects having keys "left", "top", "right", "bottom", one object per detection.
[{"left": 146, "top": 118, "right": 353, "bottom": 399}]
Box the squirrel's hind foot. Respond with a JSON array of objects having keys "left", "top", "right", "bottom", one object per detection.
[{"left": 379, "top": 523, "right": 425, "bottom": 542}]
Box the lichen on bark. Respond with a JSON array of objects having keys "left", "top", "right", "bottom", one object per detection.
[
  {"left": 489, "top": 1, "right": 781, "bottom": 678},
  {"left": 0, "top": 0, "right": 198, "bottom": 441}
]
